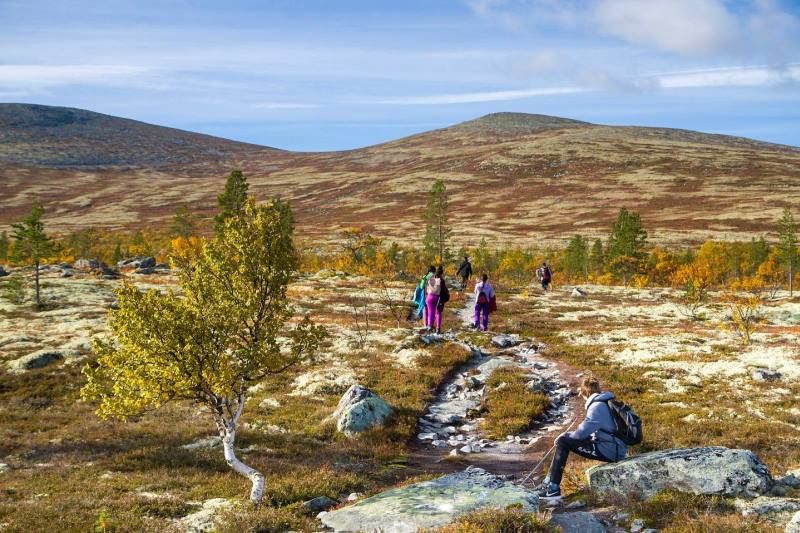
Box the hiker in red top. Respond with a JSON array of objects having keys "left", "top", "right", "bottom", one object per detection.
[
  {"left": 536, "top": 261, "right": 552, "bottom": 291},
  {"left": 472, "top": 273, "right": 495, "bottom": 331}
]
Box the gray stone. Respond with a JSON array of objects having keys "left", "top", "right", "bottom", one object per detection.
[
  {"left": 180, "top": 498, "right": 231, "bottom": 533},
  {"left": 786, "top": 511, "right": 800, "bottom": 533},
  {"left": 549, "top": 511, "right": 606, "bottom": 533},
  {"left": 74, "top": 258, "right": 102, "bottom": 271},
  {"left": 417, "top": 432, "right": 436, "bottom": 441},
  {"left": 333, "top": 384, "right": 393, "bottom": 436},
  {"left": 117, "top": 256, "right": 156, "bottom": 269},
  {"left": 7, "top": 350, "right": 62, "bottom": 374},
  {"left": 630, "top": 518, "right": 646, "bottom": 532},
  {"left": 346, "top": 492, "right": 363, "bottom": 502},
  {"left": 135, "top": 267, "right": 156, "bottom": 275},
  {"left": 0, "top": 266, "right": 8, "bottom": 277},
  {"left": 588, "top": 447, "right": 773, "bottom": 500},
  {"left": 752, "top": 368, "right": 782, "bottom": 382},
  {"left": 181, "top": 436, "right": 222, "bottom": 450},
  {"left": 571, "top": 287, "right": 587, "bottom": 297},
  {"left": 734, "top": 496, "right": 800, "bottom": 518},
  {"left": 491, "top": 334, "right": 520, "bottom": 348},
  {"left": 777, "top": 470, "right": 800, "bottom": 489},
  {"left": 318, "top": 467, "right": 538, "bottom": 533},
  {"left": 303, "top": 495, "right": 337, "bottom": 514}
]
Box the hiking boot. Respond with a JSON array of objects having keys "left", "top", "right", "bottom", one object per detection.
[{"left": 536, "top": 483, "right": 561, "bottom": 501}]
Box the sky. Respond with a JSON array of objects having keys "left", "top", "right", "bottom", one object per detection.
[{"left": 1, "top": 0, "right": 799, "bottom": 150}]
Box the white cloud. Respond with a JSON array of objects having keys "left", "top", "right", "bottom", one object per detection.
[
  {"left": 594, "top": 0, "right": 738, "bottom": 56},
  {"left": 378, "top": 63, "right": 800, "bottom": 105},
  {"left": 0, "top": 64, "right": 159, "bottom": 91}
]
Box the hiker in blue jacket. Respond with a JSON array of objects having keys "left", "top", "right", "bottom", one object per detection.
[
  {"left": 538, "top": 376, "right": 627, "bottom": 500},
  {"left": 413, "top": 266, "right": 435, "bottom": 323}
]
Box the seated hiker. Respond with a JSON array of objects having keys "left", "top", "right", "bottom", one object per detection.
[
  {"left": 472, "top": 273, "right": 495, "bottom": 331},
  {"left": 538, "top": 376, "right": 630, "bottom": 500}
]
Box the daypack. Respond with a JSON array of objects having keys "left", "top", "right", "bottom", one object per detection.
[
  {"left": 439, "top": 282, "right": 450, "bottom": 304},
  {"left": 542, "top": 266, "right": 552, "bottom": 282},
  {"left": 477, "top": 292, "right": 488, "bottom": 304},
  {"left": 593, "top": 397, "right": 643, "bottom": 446}
]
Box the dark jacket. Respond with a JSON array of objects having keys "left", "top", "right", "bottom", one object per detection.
[
  {"left": 457, "top": 260, "right": 472, "bottom": 278},
  {"left": 569, "top": 391, "right": 627, "bottom": 461}
]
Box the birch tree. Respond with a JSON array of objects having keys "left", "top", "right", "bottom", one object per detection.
[{"left": 81, "top": 198, "right": 326, "bottom": 504}]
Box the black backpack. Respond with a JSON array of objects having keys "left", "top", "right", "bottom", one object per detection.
[
  {"left": 595, "top": 397, "right": 643, "bottom": 446},
  {"left": 439, "top": 282, "right": 450, "bottom": 305}
]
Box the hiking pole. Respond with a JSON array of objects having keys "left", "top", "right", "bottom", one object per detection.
[{"left": 520, "top": 417, "right": 577, "bottom": 486}]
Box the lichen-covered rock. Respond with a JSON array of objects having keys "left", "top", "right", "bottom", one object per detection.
[
  {"left": 333, "top": 384, "right": 393, "bottom": 436},
  {"left": 317, "top": 466, "right": 538, "bottom": 532},
  {"left": 491, "top": 334, "right": 519, "bottom": 348},
  {"left": 786, "top": 510, "right": 800, "bottom": 533},
  {"left": 549, "top": 511, "right": 606, "bottom": 533},
  {"left": 587, "top": 447, "right": 773, "bottom": 500},
  {"left": 7, "top": 350, "right": 62, "bottom": 374},
  {"left": 734, "top": 496, "right": 800, "bottom": 518},
  {"left": 179, "top": 498, "right": 231, "bottom": 533}
]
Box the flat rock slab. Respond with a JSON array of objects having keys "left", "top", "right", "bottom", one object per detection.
[
  {"left": 588, "top": 447, "right": 773, "bottom": 500},
  {"left": 317, "top": 466, "right": 538, "bottom": 532},
  {"left": 787, "top": 510, "right": 800, "bottom": 533},
  {"left": 7, "top": 350, "right": 62, "bottom": 374},
  {"left": 549, "top": 511, "right": 606, "bottom": 533}
]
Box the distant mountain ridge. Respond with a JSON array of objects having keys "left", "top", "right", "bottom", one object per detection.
[
  {"left": 1, "top": 104, "right": 799, "bottom": 245},
  {"left": 0, "top": 103, "right": 276, "bottom": 168}
]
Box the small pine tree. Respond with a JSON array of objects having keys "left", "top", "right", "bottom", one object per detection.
[
  {"left": 777, "top": 207, "right": 798, "bottom": 296},
  {"left": 748, "top": 236, "right": 769, "bottom": 276},
  {"left": 422, "top": 179, "right": 452, "bottom": 265},
  {"left": 564, "top": 234, "right": 589, "bottom": 280},
  {"left": 111, "top": 242, "right": 123, "bottom": 266},
  {"left": 170, "top": 204, "right": 196, "bottom": 238},
  {"left": 214, "top": 169, "right": 249, "bottom": 235},
  {"left": 589, "top": 239, "right": 604, "bottom": 275},
  {"left": 0, "top": 230, "right": 9, "bottom": 262},
  {"left": 11, "top": 202, "right": 52, "bottom": 308},
  {"left": 606, "top": 208, "right": 648, "bottom": 286}
]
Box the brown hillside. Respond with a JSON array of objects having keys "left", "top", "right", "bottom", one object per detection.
[{"left": 1, "top": 107, "right": 798, "bottom": 246}]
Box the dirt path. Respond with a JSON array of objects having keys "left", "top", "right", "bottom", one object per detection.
[{"left": 406, "top": 292, "right": 585, "bottom": 483}]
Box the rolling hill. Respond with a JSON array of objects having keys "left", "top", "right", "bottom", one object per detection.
[{"left": 1, "top": 104, "right": 799, "bottom": 246}]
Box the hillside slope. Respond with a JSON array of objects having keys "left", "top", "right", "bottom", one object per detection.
[
  {"left": 1, "top": 107, "right": 799, "bottom": 245},
  {"left": 0, "top": 104, "right": 276, "bottom": 167}
]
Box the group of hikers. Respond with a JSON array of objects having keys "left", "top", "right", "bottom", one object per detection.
[
  {"left": 410, "top": 256, "right": 554, "bottom": 334},
  {"left": 409, "top": 256, "right": 641, "bottom": 503}
]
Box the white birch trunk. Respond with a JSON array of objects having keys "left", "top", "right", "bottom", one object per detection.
[{"left": 216, "top": 392, "right": 265, "bottom": 504}]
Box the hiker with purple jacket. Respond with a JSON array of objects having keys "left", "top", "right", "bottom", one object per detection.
[{"left": 472, "top": 273, "right": 494, "bottom": 331}]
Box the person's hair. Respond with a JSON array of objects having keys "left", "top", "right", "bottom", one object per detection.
[
  {"left": 436, "top": 265, "right": 444, "bottom": 278},
  {"left": 580, "top": 376, "right": 601, "bottom": 397},
  {"left": 542, "top": 261, "right": 547, "bottom": 266},
  {"left": 428, "top": 265, "right": 436, "bottom": 273},
  {"left": 464, "top": 255, "right": 469, "bottom": 260},
  {"left": 481, "top": 273, "right": 488, "bottom": 282}
]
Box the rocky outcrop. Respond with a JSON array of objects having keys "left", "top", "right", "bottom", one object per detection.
[
  {"left": 179, "top": 498, "right": 231, "bottom": 533},
  {"left": 303, "top": 495, "right": 337, "bottom": 514},
  {"left": 587, "top": 447, "right": 773, "bottom": 500},
  {"left": 332, "top": 384, "right": 393, "bottom": 436},
  {"left": 7, "top": 350, "right": 62, "bottom": 374},
  {"left": 549, "top": 511, "right": 606, "bottom": 533},
  {"left": 491, "top": 334, "right": 520, "bottom": 348},
  {"left": 117, "top": 256, "right": 156, "bottom": 269},
  {"left": 74, "top": 258, "right": 102, "bottom": 271},
  {"left": 317, "top": 466, "right": 538, "bottom": 533},
  {"left": 734, "top": 496, "right": 800, "bottom": 519}
]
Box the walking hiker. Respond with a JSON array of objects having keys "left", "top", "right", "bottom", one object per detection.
[
  {"left": 414, "top": 266, "right": 436, "bottom": 323},
  {"left": 537, "top": 376, "right": 637, "bottom": 501},
  {"left": 456, "top": 255, "right": 473, "bottom": 291},
  {"left": 536, "top": 261, "right": 553, "bottom": 291},
  {"left": 472, "top": 273, "right": 495, "bottom": 331},
  {"left": 425, "top": 266, "right": 446, "bottom": 334}
]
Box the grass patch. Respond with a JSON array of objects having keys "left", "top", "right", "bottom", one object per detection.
[{"left": 481, "top": 367, "right": 550, "bottom": 439}]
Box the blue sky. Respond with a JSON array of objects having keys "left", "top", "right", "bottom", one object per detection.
[{"left": 1, "top": 0, "right": 798, "bottom": 150}]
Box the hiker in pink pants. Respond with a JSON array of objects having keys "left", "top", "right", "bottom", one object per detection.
[{"left": 425, "top": 266, "right": 446, "bottom": 333}]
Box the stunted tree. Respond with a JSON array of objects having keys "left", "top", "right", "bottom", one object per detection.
[
  {"left": 589, "top": 238, "right": 604, "bottom": 276},
  {"left": 11, "top": 202, "right": 52, "bottom": 308},
  {"left": 214, "top": 169, "right": 249, "bottom": 235},
  {"left": 82, "top": 198, "right": 326, "bottom": 504},
  {"left": 564, "top": 234, "right": 589, "bottom": 281},
  {"left": 170, "top": 203, "right": 197, "bottom": 238},
  {"left": 777, "top": 207, "right": 797, "bottom": 296},
  {"left": 607, "top": 208, "right": 648, "bottom": 286},
  {"left": 422, "top": 179, "right": 451, "bottom": 265},
  {"left": 0, "top": 230, "right": 10, "bottom": 262},
  {"left": 339, "top": 227, "right": 381, "bottom": 265}
]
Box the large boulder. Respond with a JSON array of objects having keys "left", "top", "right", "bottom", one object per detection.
[
  {"left": 7, "top": 350, "right": 62, "bottom": 374},
  {"left": 0, "top": 266, "right": 8, "bottom": 277},
  {"left": 588, "top": 447, "right": 773, "bottom": 500},
  {"left": 74, "top": 258, "right": 101, "bottom": 271},
  {"left": 117, "top": 256, "right": 156, "bottom": 269},
  {"left": 317, "top": 466, "right": 538, "bottom": 532},
  {"left": 332, "top": 384, "right": 393, "bottom": 436}
]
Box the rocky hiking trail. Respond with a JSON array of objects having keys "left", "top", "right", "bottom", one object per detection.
[
  {"left": 320, "top": 290, "right": 590, "bottom": 532},
  {"left": 408, "top": 290, "right": 581, "bottom": 478}
]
